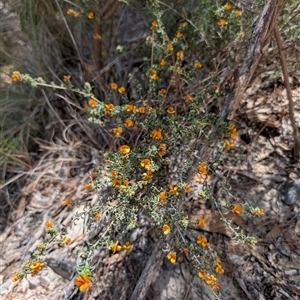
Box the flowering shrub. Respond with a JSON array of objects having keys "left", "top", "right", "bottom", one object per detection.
[{"left": 10, "top": 0, "right": 269, "bottom": 296}]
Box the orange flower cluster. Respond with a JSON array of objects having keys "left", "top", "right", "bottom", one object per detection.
[
  {"left": 158, "top": 143, "right": 167, "bottom": 157},
  {"left": 159, "top": 59, "right": 166, "bottom": 67},
  {"left": 87, "top": 12, "right": 94, "bottom": 19},
  {"left": 185, "top": 94, "right": 193, "bottom": 102},
  {"left": 125, "top": 104, "right": 134, "bottom": 112},
  {"left": 123, "top": 241, "right": 132, "bottom": 250},
  {"left": 105, "top": 103, "right": 114, "bottom": 114},
  {"left": 151, "top": 20, "right": 158, "bottom": 30},
  {"left": 167, "top": 252, "right": 177, "bottom": 263},
  {"left": 124, "top": 118, "right": 134, "bottom": 127},
  {"left": 251, "top": 207, "right": 265, "bottom": 216},
  {"left": 65, "top": 198, "right": 71, "bottom": 206},
  {"left": 162, "top": 224, "right": 170, "bottom": 235},
  {"left": 66, "top": 9, "right": 80, "bottom": 17},
  {"left": 118, "top": 86, "right": 126, "bottom": 94},
  {"left": 227, "top": 124, "right": 238, "bottom": 140},
  {"left": 12, "top": 274, "right": 20, "bottom": 282},
  {"left": 196, "top": 235, "right": 210, "bottom": 247},
  {"left": 63, "top": 74, "right": 71, "bottom": 81},
  {"left": 30, "top": 261, "right": 45, "bottom": 276},
  {"left": 45, "top": 220, "right": 53, "bottom": 228},
  {"left": 140, "top": 159, "right": 151, "bottom": 169},
  {"left": 75, "top": 274, "right": 90, "bottom": 292},
  {"left": 150, "top": 129, "right": 163, "bottom": 140},
  {"left": 217, "top": 18, "right": 227, "bottom": 26},
  {"left": 224, "top": 2, "right": 232, "bottom": 10},
  {"left": 232, "top": 204, "right": 242, "bottom": 215},
  {"left": 235, "top": 10, "right": 242, "bottom": 17},
  {"left": 88, "top": 98, "right": 97, "bottom": 107},
  {"left": 149, "top": 69, "right": 159, "bottom": 81},
  {"left": 197, "top": 218, "right": 206, "bottom": 228},
  {"left": 112, "top": 240, "right": 122, "bottom": 253},
  {"left": 176, "top": 32, "right": 183, "bottom": 39},
  {"left": 194, "top": 61, "right": 202, "bottom": 69},
  {"left": 94, "top": 213, "right": 101, "bottom": 220},
  {"left": 111, "top": 240, "right": 132, "bottom": 253},
  {"left": 169, "top": 185, "right": 178, "bottom": 195},
  {"left": 225, "top": 124, "right": 238, "bottom": 150},
  {"left": 112, "top": 179, "right": 129, "bottom": 188},
  {"left": 93, "top": 33, "right": 101, "bottom": 40},
  {"left": 159, "top": 191, "right": 167, "bottom": 201},
  {"left": 198, "top": 162, "right": 207, "bottom": 175},
  {"left": 198, "top": 269, "right": 219, "bottom": 290},
  {"left": 167, "top": 107, "right": 176, "bottom": 114},
  {"left": 64, "top": 237, "right": 71, "bottom": 245},
  {"left": 113, "top": 127, "right": 122, "bottom": 136},
  {"left": 166, "top": 43, "right": 173, "bottom": 52},
  {"left": 11, "top": 71, "right": 21, "bottom": 82},
  {"left": 143, "top": 170, "right": 153, "bottom": 180},
  {"left": 110, "top": 82, "right": 118, "bottom": 90},
  {"left": 119, "top": 145, "right": 130, "bottom": 155},
  {"left": 176, "top": 51, "right": 184, "bottom": 60},
  {"left": 110, "top": 82, "right": 125, "bottom": 94},
  {"left": 84, "top": 183, "right": 91, "bottom": 190},
  {"left": 215, "top": 258, "right": 224, "bottom": 274},
  {"left": 184, "top": 184, "right": 191, "bottom": 193}
]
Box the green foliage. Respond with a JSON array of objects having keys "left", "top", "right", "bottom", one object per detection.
[{"left": 7, "top": 0, "right": 300, "bottom": 296}]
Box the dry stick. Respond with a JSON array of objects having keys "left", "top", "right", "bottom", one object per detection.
[
  {"left": 104, "top": 2, "right": 120, "bottom": 20},
  {"left": 93, "top": 0, "right": 119, "bottom": 70},
  {"left": 94, "top": 0, "right": 103, "bottom": 70},
  {"left": 129, "top": 243, "right": 165, "bottom": 300},
  {"left": 222, "top": 0, "right": 282, "bottom": 121},
  {"left": 101, "top": 0, "right": 116, "bottom": 15},
  {"left": 273, "top": 23, "right": 300, "bottom": 159}
]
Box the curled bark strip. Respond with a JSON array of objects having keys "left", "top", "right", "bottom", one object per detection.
[{"left": 224, "top": 0, "right": 283, "bottom": 120}]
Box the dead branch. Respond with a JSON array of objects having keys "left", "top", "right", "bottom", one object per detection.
[
  {"left": 274, "top": 23, "right": 300, "bottom": 159},
  {"left": 222, "top": 0, "right": 283, "bottom": 121},
  {"left": 129, "top": 243, "right": 164, "bottom": 300}
]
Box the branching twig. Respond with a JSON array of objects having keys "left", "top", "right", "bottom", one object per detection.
[{"left": 274, "top": 23, "right": 300, "bottom": 159}]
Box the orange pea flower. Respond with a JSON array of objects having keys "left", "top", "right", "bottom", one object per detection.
[
  {"left": 119, "top": 145, "right": 130, "bottom": 155},
  {"left": 159, "top": 191, "right": 167, "bottom": 201},
  {"left": 87, "top": 12, "right": 94, "bottom": 19},
  {"left": 88, "top": 98, "right": 97, "bottom": 107},
  {"left": 75, "top": 274, "right": 90, "bottom": 292},
  {"left": 110, "top": 82, "right": 118, "bottom": 90},
  {"left": 113, "top": 127, "right": 122, "bottom": 136},
  {"left": 167, "top": 107, "right": 176, "bottom": 114},
  {"left": 112, "top": 240, "right": 122, "bottom": 254},
  {"left": 194, "top": 62, "right": 202, "bottom": 69},
  {"left": 198, "top": 218, "right": 206, "bottom": 228},
  {"left": 159, "top": 59, "right": 166, "bottom": 66},
  {"left": 11, "top": 71, "right": 21, "bottom": 82},
  {"left": 124, "top": 118, "right": 134, "bottom": 127},
  {"left": 140, "top": 159, "right": 151, "bottom": 169},
  {"left": 118, "top": 86, "right": 126, "bottom": 94},
  {"left": 123, "top": 241, "right": 132, "bottom": 250},
  {"left": 232, "top": 204, "right": 242, "bottom": 215},
  {"left": 167, "top": 252, "right": 177, "bottom": 263},
  {"left": 198, "top": 162, "right": 207, "bottom": 175},
  {"left": 198, "top": 269, "right": 206, "bottom": 280},
  {"left": 45, "top": 220, "right": 53, "bottom": 228},
  {"left": 162, "top": 224, "right": 170, "bottom": 235},
  {"left": 217, "top": 19, "right": 227, "bottom": 26},
  {"left": 224, "top": 2, "right": 232, "bottom": 10},
  {"left": 150, "top": 129, "right": 163, "bottom": 140}
]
